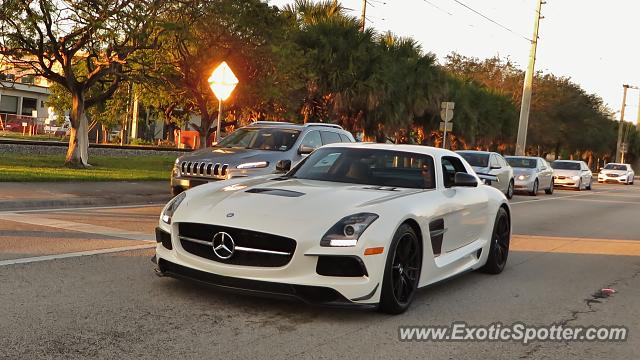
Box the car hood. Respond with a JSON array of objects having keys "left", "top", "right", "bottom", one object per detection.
[
  {"left": 553, "top": 169, "right": 581, "bottom": 177},
  {"left": 600, "top": 169, "right": 627, "bottom": 175},
  {"left": 177, "top": 147, "right": 288, "bottom": 167},
  {"left": 512, "top": 168, "right": 536, "bottom": 176},
  {"left": 172, "top": 176, "right": 424, "bottom": 234}
]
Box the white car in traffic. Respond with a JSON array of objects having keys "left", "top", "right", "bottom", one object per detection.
[
  {"left": 154, "top": 144, "right": 511, "bottom": 314},
  {"left": 598, "top": 163, "right": 635, "bottom": 185},
  {"left": 551, "top": 160, "right": 592, "bottom": 190}
]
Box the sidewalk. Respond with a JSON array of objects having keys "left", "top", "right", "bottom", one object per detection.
[{"left": 0, "top": 181, "right": 171, "bottom": 211}]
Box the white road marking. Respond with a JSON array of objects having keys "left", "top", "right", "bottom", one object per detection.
[
  {"left": 510, "top": 190, "right": 612, "bottom": 205},
  {"left": 0, "top": 203, "right": 164, "bottom": 215},
  {"left": 0, "top": 213, "right": 155, "bottom": 242},
  {"left": 0, "top": 244, "right": 156, "bottom": 267}
]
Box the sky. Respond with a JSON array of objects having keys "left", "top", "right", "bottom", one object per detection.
[{"left": 268, "top": 0, "right": 640, "bottom": 123}]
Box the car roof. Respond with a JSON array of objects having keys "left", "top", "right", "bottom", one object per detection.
[
  {"left": 322, "top": 142, "right": 459, "bottom": 157},
  {"left": 245, "top": 121, "right": 344, "bottom": 131},
  {"left": 553, "top": 160, "right": 582, "bottom": 163},
  {"left": 505, "top": 155, "right": 539, "bottom": 159},
  {"left": 456, "top": 150, "right": 497, "bottom": 155}
]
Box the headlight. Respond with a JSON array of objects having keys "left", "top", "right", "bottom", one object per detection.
[
  {"left": 517, "top": 174, "right": 530, "bottom": 180},
  {"left": 572, "top": 175, "right": 580, "bottom": 180},
  {"left": 161, "top": 192, "right": 186, "bottom": 224},
  {"left": 236, "top": 161, "right": 268, "bottom": 169},
  {"left": 321, "top": 213, "right": 378, "bottom": 247}
]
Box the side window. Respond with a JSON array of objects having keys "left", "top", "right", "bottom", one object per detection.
[
  {"left": 441, "top": 156, "right": 468, "bottom": 188},
  {"left": 339, "top": 133, "right": 353, "bottom": 143},
  {"left": 320, "top": 131, "right": 342, "bottom": 145},
  {"left": 498, "top": 155, "right": 508, "bottom": 168},
  {"left": 300, "top": 131, "right": 322, "bottom": 150},
  {"left": 490, "top": 155, "right": 500, "bottom": 168}
]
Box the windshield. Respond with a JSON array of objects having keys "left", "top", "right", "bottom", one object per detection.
[
  {"left": 551, "top": 161, "right": 580, "bottom": 170},
  {"left": 604, "top": 164, "right": 627, "bottom": 171},
  {"left": 458, "top": 152, "right": 489, "bottom": 167},
  {"left": 289, "top": 147, "right": 436, "bottom": 189},
  {"left": 216, "top": 128, "right": 300, "bottom": 151},
  {"left": 506, "top": 157, "right": 537, "bottom": 169}
]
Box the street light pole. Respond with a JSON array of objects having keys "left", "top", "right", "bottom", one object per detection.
[
  {"left": 360, "top": 0, "right": 367, "bottom": 32},
  {"left": 616, "top": 85, "right": 630, "bottom": 163},
  {"left": 515, "top": 0, "right": 545, "bottom": 156}
]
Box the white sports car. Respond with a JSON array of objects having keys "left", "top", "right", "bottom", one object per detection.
[{"left": 153, "top": 143, "right": 511, "bottom": 314}]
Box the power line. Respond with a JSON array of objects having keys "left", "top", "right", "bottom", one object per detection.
[
  {"left": 448, "top": 0, "right": 532, "bottom": 42},
  {"left": 421, "top": 0, "right": 453, "bottom": 16}
]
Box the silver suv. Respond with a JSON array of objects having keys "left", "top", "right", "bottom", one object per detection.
[{"left": 170, "top": 122, "right": 355, "bottom": 195}]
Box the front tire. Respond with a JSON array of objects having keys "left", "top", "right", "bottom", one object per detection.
[
  {"left": 379, "top": 224, "right": 422, "bottom": 314},
  {"left": 576, "top": 179, "right": 582, "bottom": 191},
  {"left": 480, "top": 207, "right": 510, "bottom": 274},
  {"left": 545, "top": 179, "right": 554, "bottom": 194},
  {"left": 506, "top": 180, "right": 514, "bottom": 199},
  {"left": 529, "top": 179, "right": 539, "bottom": 196},
  {"left": 586, "top": 179, "right": 592, "bottom": 190}
]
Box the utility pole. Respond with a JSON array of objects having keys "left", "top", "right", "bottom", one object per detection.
[
  {"left": 616, "top": 84, "right": 631, "bottom": 162},
  {"left": 360, "top": 0, "right": 367, "bottom": 32},
  {"left": 515, "top": 0, "right": 545, "bottom": 156}
]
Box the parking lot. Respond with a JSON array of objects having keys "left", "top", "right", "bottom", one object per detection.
[{"left": 1, "top": 183, "right": 639, "bottom": 359}]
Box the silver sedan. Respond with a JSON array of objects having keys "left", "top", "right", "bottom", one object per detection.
[{"left": 505, "top": 156, "right": 554, "bottom": 196}]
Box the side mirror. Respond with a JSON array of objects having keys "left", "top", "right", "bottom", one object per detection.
[
  {"left": 454, "top": 172, "right": 478, "bottom": 187},
  {"left": 490, "top": 165, "right": 501, "bottom": 170},
  {"left": 275, "top": 159, "right": 291, "bottom": 173},
  {"left": 298, "top": 145, "right": 315, "bottom": 155}
]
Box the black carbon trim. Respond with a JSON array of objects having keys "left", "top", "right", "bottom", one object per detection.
[
  {"left": 157, "top": 259, "right": 373, "bottom": 307},
  {"left": 429, "top": 219, "right": 445, "bottom": 256}
]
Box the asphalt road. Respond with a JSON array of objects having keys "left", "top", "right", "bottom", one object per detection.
[{"left": 1, "top": 183, "right": 639, "bottom": 359}]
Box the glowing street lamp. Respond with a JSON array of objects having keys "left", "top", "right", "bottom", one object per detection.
[{"left": 208, "top": 61, "right": 238, "bottom": 142}]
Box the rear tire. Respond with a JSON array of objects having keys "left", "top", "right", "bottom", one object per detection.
[
  {"left": 379, "top": 224, "right": 422, "bottom": 314},
  {"left": 528, "top": 179, "right": 538, "bottom": 196},
  {"left": 545, "top": 179, "right": 554, "bottom": 194},
  {"left": 480, "top": 207, "right": 510, "bottom": 274}
]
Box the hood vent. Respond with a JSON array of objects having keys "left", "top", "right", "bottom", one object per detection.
[{"left": 245, "top": 188, "right": 305, "bottom": 197}]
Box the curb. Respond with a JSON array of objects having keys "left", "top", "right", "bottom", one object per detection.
[{"left": 0, "top": 194, "right": 171, "bottom": 212}]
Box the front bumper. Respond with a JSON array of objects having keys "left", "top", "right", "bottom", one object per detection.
[
  {"left": 155, "top": 258, "right": 376, "bottom": 307},
  {"left": 554, "top": 177, "right": 580, "bottom": 187},
  {"left": 598, "top": 174, "right": 628, "bottom": 183},
  {"left": 154, "top": 224, "right": 384, "bottom": 306},
  {"left": 171, "top": 176, "right": 225, "bottom": 191},
  {"left": 514, "top": 177, "right": 535, "bottom": 191}
]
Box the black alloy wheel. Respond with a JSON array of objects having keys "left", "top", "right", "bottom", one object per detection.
[
  {"left": 480, "top": 207, "right": 510, "bottom": 274},
  {"left": 380, "top": 224, "right": 422, "bottom": 314}
]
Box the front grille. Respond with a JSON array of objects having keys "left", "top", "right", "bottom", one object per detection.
[
  {"left": 177, "top": 223, "right": 296, "bottom": 267},
  {"left": 608, "top": 174, "right": 619, "bottom": 177},
  {"left": 180, "top": 161, "right": 228, "bottom": 179},
  {"left": 557, "top": 176, "right": 566, "bottom": 180}
]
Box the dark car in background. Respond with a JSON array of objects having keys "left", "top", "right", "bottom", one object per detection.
[{"left": 170, "top": 122, "right": 355, "bottom": 195}]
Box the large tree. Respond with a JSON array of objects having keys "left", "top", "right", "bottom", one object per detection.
[
  {"left": 139, "top": 0, "right": 298, "bottom": 148},
  {"left": 0, "top": 0, "right": 166, "bottom": 167}
]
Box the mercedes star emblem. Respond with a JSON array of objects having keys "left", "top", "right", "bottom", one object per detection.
[{"left": 212, "top": 232, "right": 235, "bottom": 259}]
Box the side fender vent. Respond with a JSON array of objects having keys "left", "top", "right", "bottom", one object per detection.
[{"left": 429, "top": 219, "right": 445, "bottom": 256}]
